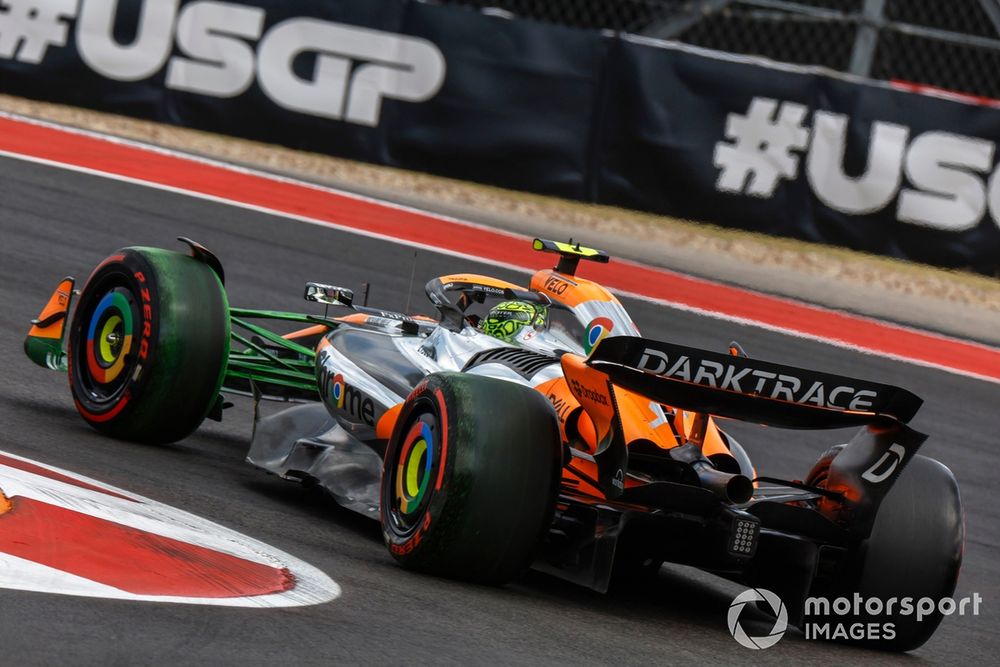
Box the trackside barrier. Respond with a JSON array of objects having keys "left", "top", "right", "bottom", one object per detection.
[{"left": 3, "top": 0, "right": 1000, "bottom": 272}]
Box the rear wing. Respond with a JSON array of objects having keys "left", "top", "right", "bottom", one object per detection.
[{"left": 588, "top": 337, "right": 922, "bottom": 428}]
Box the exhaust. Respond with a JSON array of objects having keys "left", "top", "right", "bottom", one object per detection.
[{"left": 692, "top": 462, "right": 754, "bottom": 504}]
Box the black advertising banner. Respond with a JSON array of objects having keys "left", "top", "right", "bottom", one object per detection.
[
  {"left": 2, "top": 1, "right": 1000, "bottom": 271},
  {"left": 599, "top": 36, "right": 1000, "bottom": 273},
  {"left": 0, "top": 0, "right": 413, "bottom": 161},
  {"left": 394, "top": 6, "right": 607, "bottom": 198}
]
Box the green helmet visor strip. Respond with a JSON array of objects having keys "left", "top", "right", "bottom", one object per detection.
[{"left": 481, "top": 300, "right": 548, "bottom": 342}]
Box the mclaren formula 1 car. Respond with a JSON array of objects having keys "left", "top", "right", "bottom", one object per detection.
[{"left": 25, "top": 237, "right": 963, "bottom": 651}]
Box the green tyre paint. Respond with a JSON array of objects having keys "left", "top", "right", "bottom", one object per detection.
[{"left": 68, "top": 247, "right": 230, "bottom": 444}]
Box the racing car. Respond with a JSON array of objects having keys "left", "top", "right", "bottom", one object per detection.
[{"left": 24, "top": 237, "right": 963, "bottom": 651}]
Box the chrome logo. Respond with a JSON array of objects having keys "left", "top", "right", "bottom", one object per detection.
[
  {"left": 331, "top": 373, "right": 345, "bottom": 408},
  {"left": 584, "top": 317, "right": 614, "bottom": 355}
]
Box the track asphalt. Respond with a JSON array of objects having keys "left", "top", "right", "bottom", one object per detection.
[{"left": 0, "top": 156, "right": 996, "bottom": 664}]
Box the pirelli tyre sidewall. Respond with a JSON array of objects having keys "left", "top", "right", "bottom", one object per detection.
[
  {"left": 381, "top": 372, "right": 561, "bottom": 584},
  {"left": 68, "top": 247, "right": 229, "bottom": 444}
]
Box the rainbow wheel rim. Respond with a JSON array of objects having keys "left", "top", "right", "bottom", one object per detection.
[
  {"left": 83, "top": 288, "right": 135, "bottom": 393},
  {"left": 392, "top": 417, "right": 436, "bottom": 531}
]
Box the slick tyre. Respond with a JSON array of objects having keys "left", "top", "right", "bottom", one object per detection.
[
  {"left": 381, "top": 372, "right": 561, "bottom": 584},
  {"left": 68, "top": 247, "right": 229, "bottom": 444},
  {"left": 807, "top": 448, "right": 964, "bottom": 651}
]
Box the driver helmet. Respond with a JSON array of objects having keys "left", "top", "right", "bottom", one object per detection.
[{"left": 480, "top": 300, "right": 546, "bottom": 342}]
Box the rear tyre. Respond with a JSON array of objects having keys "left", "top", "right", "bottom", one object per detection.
[
  {"left": 381, "top": 372, "right": 561, "bottom": 584},
  {"left": 68, "top": 247, "right": 229, "bottom": 444},
  {"left": 807, "top": 448, "right": 964, "bottom": 651}
]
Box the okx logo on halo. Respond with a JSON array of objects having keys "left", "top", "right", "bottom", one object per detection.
[{"left": 728, "top": 588, "right": 788, "bottom": 650}]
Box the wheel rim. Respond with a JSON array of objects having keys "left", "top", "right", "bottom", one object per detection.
[
  {"left": 75, "top": 277, "right": 140, "bottom": 405},
  {"left": 388, "top": 411, "right": 439, "bottom": 536}
]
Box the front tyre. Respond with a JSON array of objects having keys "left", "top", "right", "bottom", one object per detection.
[
  {"left": 381, "top": 373, "right": 561, "bottom": 584},
  {"left": 68, "top": 247, "right": 229, "bottom": 444}
]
